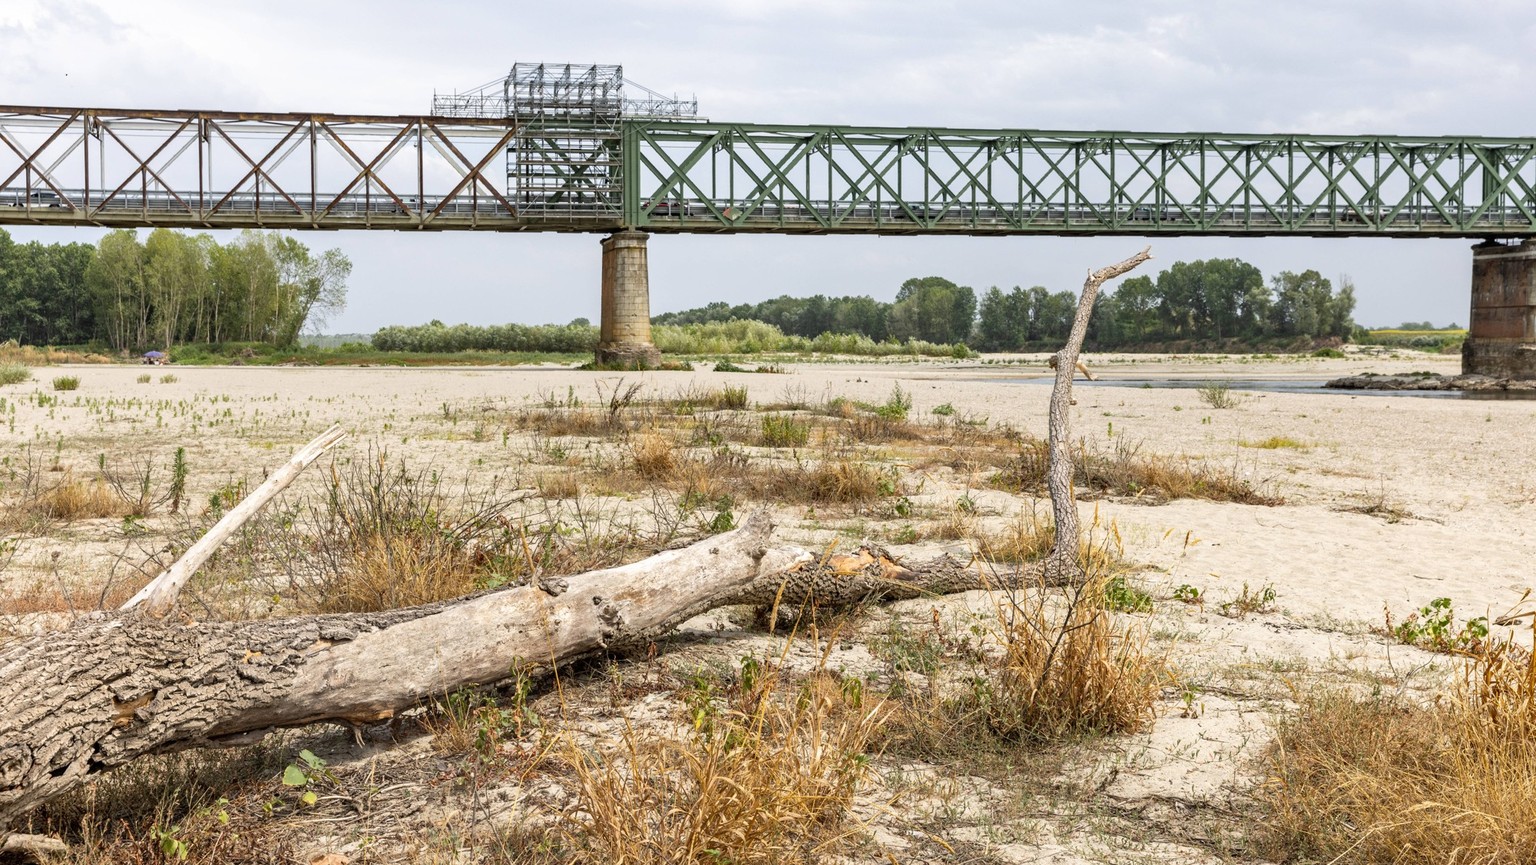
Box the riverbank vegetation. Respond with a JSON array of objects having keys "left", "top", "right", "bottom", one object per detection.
[{"left": 0, "top": 227, "right": 350, "bottom": 354}]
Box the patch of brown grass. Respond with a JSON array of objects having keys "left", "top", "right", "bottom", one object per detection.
[
  {"left": 1262, "top": 631, "right": 1536, "bottom": 862},
  {"left": 995, "top": 437, "right": 1283, "bottom": 506},
  {"left": 536, "top": 472, "right": 581, "bottom": 499},
  {"left": 874, "top": 528, "right": 1159, "bottom": 756},
  {"left": 559, "top": 654, "right": 885, "bottom": 864},
  {"left": 0, "top": 341, "right": 113, "bottom": 365},
  {"left": 630, "top": 430, "right": 679, "bottom": 481},
  {"left": 980, "top": 566, "right": 1161, "bottom": 742},
  {"left": 32, "top": 473, "right": 123, "bottom": 521},
  {"left": 0, "top": 576, "right": 138, "bottom": 615},
  {"left": 315, "top": 531, "right": 483, "bottom": 614},
  {"left": 975, "top": 508, "right": 1056, "bottom": 564}
]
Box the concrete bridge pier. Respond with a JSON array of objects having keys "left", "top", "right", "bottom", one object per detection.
[
  {"left": 1465, "top": 239, "right": 1536, "bottom": 378},
  {"left": 596, "top": 230, "right": 662, "bottom": 369}
]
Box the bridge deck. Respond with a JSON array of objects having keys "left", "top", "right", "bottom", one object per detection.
[{"left": 0, "top": 106, "right": 1533, "bottom": 237}]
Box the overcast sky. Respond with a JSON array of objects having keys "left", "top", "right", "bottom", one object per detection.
[{"left": 3, "top": 0, "right": 1531, "bottom": 332}]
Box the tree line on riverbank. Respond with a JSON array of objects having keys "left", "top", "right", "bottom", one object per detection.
[
  {"left": 653, "top": 259, "right": 1358, "bottom": 352},
  {"left": 0, "top": 228, "right": 350, "bottom": 352}
]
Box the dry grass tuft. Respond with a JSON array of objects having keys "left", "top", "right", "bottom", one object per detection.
[
  {"left": 875, "top": 525, "right": 1158, "bottom": 756},
  {"left": 537, "top": 472, "right": 581, "bottom": 499},
  {"left": 979, "top": 567, "right": 1161, "bottom": 742},
  {"left": 319, "top": 531, "right": 483, "bottom": 614},
  {"left": 32, "top": 473, "right": 122, "bottom": 521},
  {"left": 630, "top": 430, "right": 679, "bottom": 481},
  {"left": 1263, "top": 628, "right": 1536, "bottom": 862},
  {"left": 996, "top": 437, "right": 1283, "bottom": 505},
  {"left": 0, "top": 341, "right": 113, "bottom": 365},
  {"left": 975, "top": 508, "right": 1056, "bottom": 564},
  {"left": 560, "top": 655, "right": 884, "bottom": 864}
]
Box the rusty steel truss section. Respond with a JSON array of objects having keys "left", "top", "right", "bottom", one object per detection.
[
  {"left": 5, "top": 105, "right": 1536, "bottom": 238},
  {"left": 0, "top": 106, "right": 621, "bottom": 231}
]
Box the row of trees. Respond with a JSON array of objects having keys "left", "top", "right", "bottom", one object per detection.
[
  {"left": 0, "top": 228, "right": 350, "bottom": 351},
  {"left": 1087, "top": 261, "right": 1356, "bottom": 347},
  {"left": 655, "top": 259, "right": 1358, "bottom": 352},
  {"left": 650, "top": 276, "right": 977, "bottom": 346}
]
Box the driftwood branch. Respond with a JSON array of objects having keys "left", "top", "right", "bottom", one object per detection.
[
  {"left": 1045, "top": 247, "right": 1152, "bottom": 579},
  {"left": 0, "top": 506, "right": 1044, "bottom": 828},
  {"left": 120, "top": 424, "right": 348, "bottom": 618}
]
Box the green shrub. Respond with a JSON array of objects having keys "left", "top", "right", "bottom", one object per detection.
[
  {"left": 0, "top": 365, "right": 30, "bottom": 386},
  {"left": 715, "top": 385, "right": 749, "bottom": 410},
  {"left": 760, "top": 414, "right": 811, "bottom": 448},
  {"left": 51, "top": 375, "right": 80, "bottom": 391}
]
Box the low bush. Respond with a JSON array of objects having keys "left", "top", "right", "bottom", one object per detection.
[{"left": 760, "top": 414, "right": 811, "bottom": 448}]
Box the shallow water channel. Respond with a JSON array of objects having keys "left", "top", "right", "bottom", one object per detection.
[{"left": 1001, "top": 376, "right": 1536, "bottom": 400}]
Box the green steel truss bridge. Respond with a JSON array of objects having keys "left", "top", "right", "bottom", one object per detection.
[{"left": 3, "top": 105, "right": 1536, "bottom": 238}]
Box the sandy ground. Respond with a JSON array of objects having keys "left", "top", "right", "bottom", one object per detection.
[{"left": 3, "top": 347, "right": 1532, "bottom": 862}]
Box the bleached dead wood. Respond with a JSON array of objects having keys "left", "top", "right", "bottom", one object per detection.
[
  {"left": 120, "top": 424, "right": 348, "bottom": 617},
  {"left": 1045, "top": 248, "right": 1152, "bottom": 580},
  {"left": 0, "top": 503, "right": 1038, "bottom": 829}
]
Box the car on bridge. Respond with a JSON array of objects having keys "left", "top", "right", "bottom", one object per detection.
[{"left": 2, "top": 190, "right": 64, "bottom": 208}]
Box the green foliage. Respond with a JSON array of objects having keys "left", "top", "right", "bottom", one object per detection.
[
  {"left": 371, "top": 320, "right": 596, "bottom": 353},
  {"left": 83, "top": 228, "right": 350, "bottom": 352},
  {"left": 0, "top": 227, "right": 97, "bottom": 346},
  {"left": 169, "top": 446, "right": 187, "bottom": 514},
  {"left": 1104, "top": 575, "right": 1153, "bottom": 612},
  {"left": 974, "top": 284, "right": 1079, "bottom": 350},
  {"left": 760, "top": 414, "right": 811, "bottom": 448},
  {"left": 873, "top": 384, "right": 912, "bottom": 420},
  {"left": 279, "top": 749, "right": 331, "bottom": 807},
  {"left": 888, "top": 276, "right": 977, "bottom": 345},
  {"left": 0, "top": 364, "right": 31, "bottom": 386},
  {"left": 716, "top": 385, "right": 749, "bottom": 410},
  {"left": 1357, "top": 328, "right": 1466, "bottom": 352},
  {"left": 1196, "top": 381, "right": 1239, "bottom": 409},
  {"left": 1391, "top": 597, "right": 1490, "bottom": 653},
  {"left": 1218, "top": 582, "right": 1278, "bottom": 617},
  {"left": 1311, "top": 346, "right": 1346, "bottom": 358},
  {"left": 51, "top": 375, "right": 80, "bottom": 391},
  {"left": 931, "top": 402, "right": 955, "bottom": 417},
  {"left": 1172, "top": 584, "right": 1203, "bottom": 604}
]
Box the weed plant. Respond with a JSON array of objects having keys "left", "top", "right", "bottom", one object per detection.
[
  {"left": 52, "top": 375, "right": 80, "bottom": 391},
  {"left": 0, "top": 364, "right": 31, "bottom": 386},
  {"left": 1196, "top": 382, "right": 1240, "bottom": 409}
]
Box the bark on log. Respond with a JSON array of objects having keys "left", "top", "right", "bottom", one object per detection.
[
  {"left": 1045, "top": 248, "right": 1152, "bottom": 580},
  {"left": 0, "top": 515, "right": 1037, "bottom": 828}
]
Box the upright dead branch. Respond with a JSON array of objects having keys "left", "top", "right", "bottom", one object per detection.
[
  {"left": 1045, "top": 247, "right": 1152, "bottom": 581},
  {"left": 120, "top": 424, "right": 348, "bottom": 618}
]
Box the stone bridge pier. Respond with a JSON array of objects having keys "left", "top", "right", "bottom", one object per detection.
[
  {"left": 596, "top": 230, "right": 662, "bottom": 369},
  {"left": 1465, "top": 239, "right": 1536, "bottom": 378}
]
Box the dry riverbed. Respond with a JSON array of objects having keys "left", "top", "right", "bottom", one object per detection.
[{"left": 2, "top": 348, "right": 1529, "bottom": 864}]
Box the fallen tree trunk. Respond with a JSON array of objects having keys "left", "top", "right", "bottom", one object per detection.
[{"left": 0, "top": 512, "right": 1034, "bottom": 828}]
